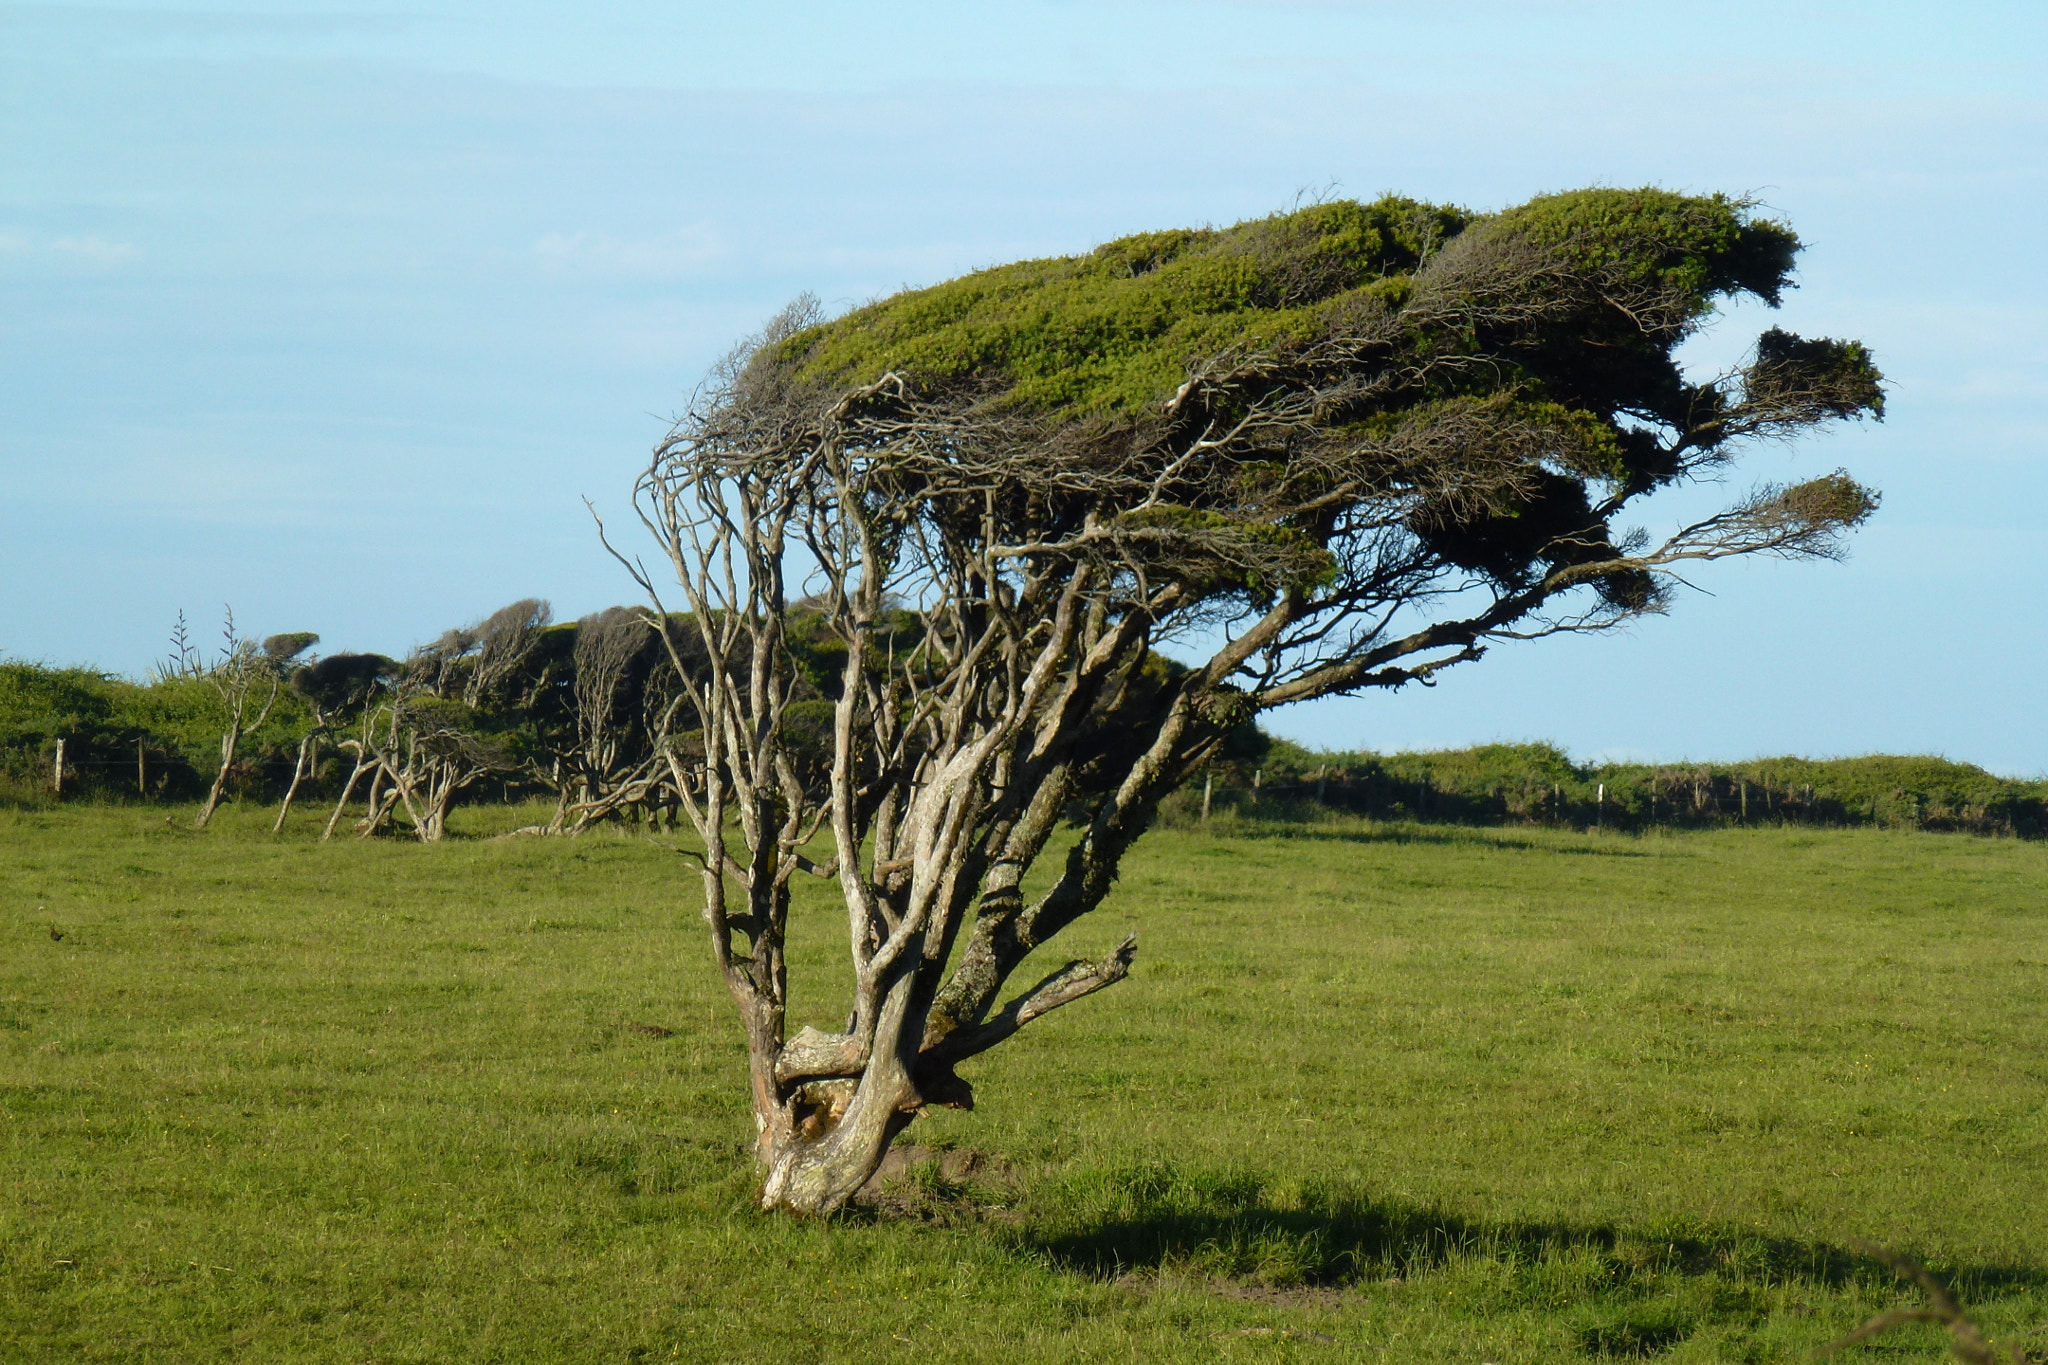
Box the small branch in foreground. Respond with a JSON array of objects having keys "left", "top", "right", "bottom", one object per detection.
[{"left": 1817, "top": 1241, "right": 2025, "bottom": 1365}]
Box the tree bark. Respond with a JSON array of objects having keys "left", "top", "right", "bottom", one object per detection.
[
  {"left": 321, "top": 756, "right": 369, "bottom": 841},
  {"left": 357, "top": 785, "right": 401, "bottom": 838},
  {"left": 194, "top": 728, "right": 239, "bottom": 829},
  {"left": 757, "top": 966, "right": 923, "bottom": 1215},
  {"left": 273, "top": 731, "right": 318, "bottom": 833}
]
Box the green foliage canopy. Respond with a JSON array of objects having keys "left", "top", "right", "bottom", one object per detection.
[
  {"left": 786, "top": 197, "right": 1469, "bottom": 417},
  {"left": 771, "top": 188, "right": 1883, "bottom": 626}
]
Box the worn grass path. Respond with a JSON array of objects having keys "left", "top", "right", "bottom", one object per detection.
[{"left": 2, "top": 804, "right": 2044, "bottom": 1361}]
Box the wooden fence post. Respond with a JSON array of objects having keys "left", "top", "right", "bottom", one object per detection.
[
  {"left": 1595, "top": 781, "right": 1604, "bottom": 828},
  {"left": 1201, "top": 769, "right": 1213, "bottom": 825},
  {"left": 137, "top": 739, "right": 147, "bottom": 796},
  {"left": 1251, "top": 768, "right": 1261, "bottom": 805},
  {"left": 53, "top": 738, "right": 65, "bottom": 797}
]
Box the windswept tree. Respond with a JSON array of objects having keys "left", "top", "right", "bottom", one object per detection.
[
  {"left": 350, "top": 601, "right": 550, "bottom": 842},
  {"left": 535, "top": 606, "right": 690, "bottom": 833},
  {"left": 610, "top": 189, "right": 1886, "bottom": 1214},
  {"left": 290, "top": 652, "right": 397, "bottom": 837},
  {"left": 271, "top": 643, "right": 396, "bottom": 832},
  {"left": 160, "top": 610, "right": 317, "bottom": 829}
]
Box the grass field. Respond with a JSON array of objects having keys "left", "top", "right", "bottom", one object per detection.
[{"left": 2, "top": 804, "right": 2044, "bottom": 1362}]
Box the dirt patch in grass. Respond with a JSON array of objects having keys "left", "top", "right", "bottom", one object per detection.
[{"left": 855, "top": 1144, "right": 1022, "bottom": 1221}]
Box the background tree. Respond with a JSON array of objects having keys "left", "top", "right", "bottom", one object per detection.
[
  {"left": 612, "top": 188, "right": 1886, "bottom": 1214},
  {"left": 269, "top": 641, "right": 374, "bottom": 832},
  {"left": 284, "top": 651, "right": 397, "bottom": 837},
  {"left": 529, "top": 606, "right": 688, "bottom": 833},
  {"left": 340, "top": 601, "right": 549, "bottom": 841},
  {"left": 515, "top": 604, "right": 854, "bottom": 836},
  {"left": 160, "top": 609, "right": 317, "bottom": 829}
]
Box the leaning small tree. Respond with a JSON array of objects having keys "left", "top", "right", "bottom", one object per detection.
[
  {"left": 161, "top": 609, "right": 317, "bottom": 829},
  {"left": 611, "top": 189, "right": 1886, "bottom": 1214}
]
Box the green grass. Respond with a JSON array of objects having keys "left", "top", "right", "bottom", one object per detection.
[{"left": 3, "top": 803, "right": 2045, "bottom": 1362}]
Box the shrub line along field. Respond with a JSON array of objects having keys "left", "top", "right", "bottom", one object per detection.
[
  {"left": 3, "top": 803, "right": 2045, "bottom": 1361},
  {"left": 9, "top": 658, "right": 2047, "bottom": 841}
]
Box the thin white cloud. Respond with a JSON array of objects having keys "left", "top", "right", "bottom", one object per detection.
[
  {"left": 531, "top": 227, "right": 726, "bottom": 279},
  {"left": 0, "top": 230, "right": 140, "bottom": 267},
  {"left": 48, "top": 235, "right": 140, "bottom": 265}
]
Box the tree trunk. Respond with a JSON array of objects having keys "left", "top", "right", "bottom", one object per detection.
[
  {"left": 322, "top": 757, "right": 369, "bottom": 840},
  {"left": 273, "top": 732, "right": 317, "bottom": 833},
  {"left": 758, "top": 1104, "right": 910, "bottom": 1216},
  {"left": 755, "top": 976, "right": 923, "bottom": 1216},
  {"left": 357, "top": 786, "right": 401, "bottom": 838},
  {"left": 194, "top": 727, "right": 239, "bottom": 829},
  {"left": 419, "top": 784, "right": 455, "bottom": 842}
]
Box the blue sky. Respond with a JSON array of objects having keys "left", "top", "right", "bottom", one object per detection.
[{"left": 4, "top": 1, "right": 2044, "bottom": 770}]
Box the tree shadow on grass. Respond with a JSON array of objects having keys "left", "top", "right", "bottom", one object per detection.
[
  {"left": 1204, "top": 819, "right": 1658, "bottom": 857},
  {"left": 1018, "top": 1163, "right": 2046, "bottom": 1302}
]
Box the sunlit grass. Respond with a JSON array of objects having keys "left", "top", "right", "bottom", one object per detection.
[{"left": 3, "top": 802, "right": 2043, "bottom": 1361}]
